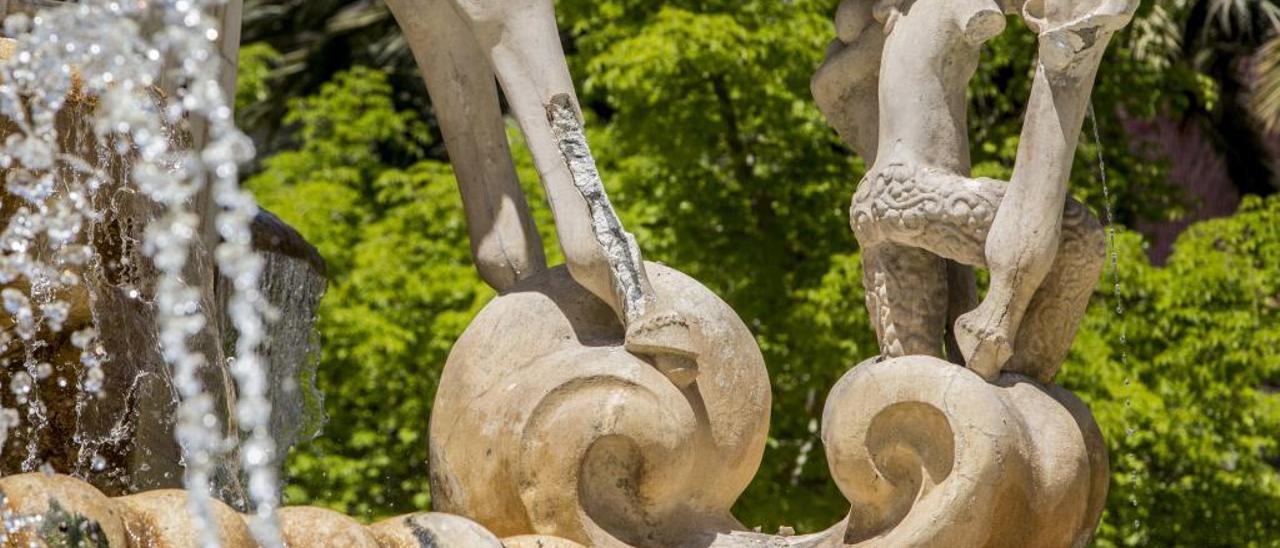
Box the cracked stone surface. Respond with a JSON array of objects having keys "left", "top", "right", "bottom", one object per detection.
[{"left": 546, "top": 94, "right": 650, "bottom": 325}]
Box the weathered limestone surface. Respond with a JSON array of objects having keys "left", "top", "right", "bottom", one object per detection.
[
  {"left": 812, "top": 0, "right": 1131, "bottom": 379},
  {"left": 820, "top": 357, "right": 1108, "bottom": 546},
  {"left": 115, "top": 490, "right": 256, "bottom": 547},
  {"left": 500, "top": 535, "right": 589, "bottom": 548},
  {"left": 369, "top": 512, "right": 506, "bottom": 547},
  {"left": 402, "top": 0, "right": 1131, "bottom": 546},
  {"left": 4, "top": 0, "right": 1138, "bottom": 546},
  {"left": 430, "top": 263, "right": 770, "bottom": 547},
  {"left": 0, "top": 473, "right": 535, "bottom": 547},
  {"left": 0, "top": 472, "right": 128, "bottom": 546},
  {"left": 699, "top": 356, "right": 1106, "bottom": 548},
  {"left": 802, "top": 0, "right": 1133, "bottom": 545},
  {"left": 279, "top": 506, "right": 384, "bottom": 547},
  {"left": 385, "top": 0, "right": 703, "bottom": 386}
]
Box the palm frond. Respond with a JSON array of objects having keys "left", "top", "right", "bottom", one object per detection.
[{"left": 1251, "top": 35, "right": 1280, "bottom": 131}]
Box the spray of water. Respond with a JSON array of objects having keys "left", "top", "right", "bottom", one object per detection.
[
  {"left": 1087, "top": 102, "right": 1142, "bottom": 540},
  {"left": 0, "top": 1, "right": 278, "bottom": 546}
]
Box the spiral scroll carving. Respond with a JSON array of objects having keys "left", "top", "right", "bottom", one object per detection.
[
  {"left": 821, "top": 356, "right": 1109, "bottom": 547},
  {"left": 428, "top": 263, "right": 771, "bottom": 547}
]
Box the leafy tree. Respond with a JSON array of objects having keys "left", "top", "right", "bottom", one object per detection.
[
  {"left": 1163, "top": 0, "right": 1280, "bottom": 197},
  {"left": 239, "top": 0, "right": 429, "bottom": 157},
  {"left": 1061, "top": 197, "right": 1280, "bottom": 546},
  {"left": 242, "top": 64, "right": 487, "bottom": 517}
]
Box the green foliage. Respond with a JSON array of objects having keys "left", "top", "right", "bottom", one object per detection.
[
  {"left": 1060, "top": 197, "right": 1280, "bottom": 546},
  {"left": 557, "top": 0, "right": 872, "bottom": 528},
  {"left": 234, "top": 42, "right": 281, "bottom": 134},
  {"left": 238, "top": 0, "right": 1280, "bottom": 543},
  {"left": 244, "top": 67, "right": 490, "bottom": 518}
]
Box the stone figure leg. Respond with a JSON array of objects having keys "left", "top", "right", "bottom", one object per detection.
[
  {"left": 388, "top": 0, "right": 701, "bottom": 385},
  {"left": 462, "top": 0, "right": 700, "bottom": 384},
  {"left": 850, "top": 165, "right": 1105, "bottom": 380},
  {"left": 445, "top": 0, "right": 620, "bottom": 314},
  {"left": 953, "top": 0, "right": 1137, "bottom": 378},
  {"left": 1006, "top": 200, "right": 1105, "bottom": 381},
  {"left": 387, "top": 0, "right": 546, "bottom": 293},
  {"left": 861, "top": 243, "right": 950, "bottom": 361},
  {"left": 945, "top": 261, "right": 980, "bottom": 365}
]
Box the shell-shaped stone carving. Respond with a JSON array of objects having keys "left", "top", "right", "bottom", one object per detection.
[
  {"left": 822, "top": 356, "right": 1108, "bottom": 547},
  {"left": 429, "top": 263, "right": 771, "bottom": 547}
]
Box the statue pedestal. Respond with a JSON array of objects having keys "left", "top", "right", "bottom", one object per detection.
[
  {"left": 820, "top": 356, "right": 1108, "bottom": 546},
  {"left": 429, "top": 263, "right": 771, "bottom": 547}
]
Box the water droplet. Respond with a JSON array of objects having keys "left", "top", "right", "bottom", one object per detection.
[
  {"left": 84, "top": 367, "right": 105, "bottom": 395},
  {"left": 1, "top": 409, "right": 19, "bottom": 427},
  {"left": 71, "top": 328, "right": 96, "bottom": 349},
  {"left": 10, "top": 372, "right": 33, "bottom": 398}
]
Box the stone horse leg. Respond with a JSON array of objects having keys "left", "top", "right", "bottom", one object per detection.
[
  {"left": 387, "top": 0, "right": 700, "bottom": 385},
  {"left": 954, "top": 0, "right": 1137, "bottom": 378},
  {"left": 388, "top": 0, "right": 546, "bottom": 293}
]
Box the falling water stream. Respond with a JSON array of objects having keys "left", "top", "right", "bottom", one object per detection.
[
  {"left": 1087, "top": 102, "right": 1142, "bottom": 540},
  {"left": 0, "top": 1, "right": 285, "bottom": 546}
]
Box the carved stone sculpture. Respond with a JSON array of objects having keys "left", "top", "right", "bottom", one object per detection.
[
  {"left": 383, "top": 0, "right": 778, "bottom": 544},
  {"left": 817, "top": 356, "right": 1109, "bottom": 546},
  {"left": 803, "top": 0, "right": 1134, "bottom": 545},
  {"left": 386, "top": 0, "right": 702, "bottom": 386},
  {"left": 429, "top": 263, "right": 770, "bottom": 546},
  {"left": 813, "top": 0, "right": 1132, "bottom": 380},
  {"left": 400, "top": 0, "right": 1132, "bottom": 545}
]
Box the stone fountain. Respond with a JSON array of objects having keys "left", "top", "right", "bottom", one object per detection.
[{"left": 0, "top": 0, "right": 1136, "bottom": 546}]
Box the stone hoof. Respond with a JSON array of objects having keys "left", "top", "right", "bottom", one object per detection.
[
  {"left": 954, "top": 308, "right": 1013, "bottom": 380},
  {"left": 625, "top": 308, "right": 700, "bottom": 387},
  {"left": 960, "top": 7, "right": 1007, "bottom": 46},
  {"left": 1023, "top": 0, "right": 1137, "bottom": 32},
  {"left": 1025, "top": 0, "right": 1136, "bottom": 69}
]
